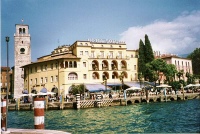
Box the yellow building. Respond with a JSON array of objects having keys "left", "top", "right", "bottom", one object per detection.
[{"left": 22, "top": 40, "right": 139, "bottom": 96}]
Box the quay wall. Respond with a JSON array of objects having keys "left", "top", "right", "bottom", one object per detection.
[{"left": 8, "top": 93, "right": 200, "bottom": 111}]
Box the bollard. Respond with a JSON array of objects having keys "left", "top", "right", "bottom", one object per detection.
[
  {"left": 34, "top": 98, "right": 45, "bottom": 129},
  {"left": 96, "top": 94, "right": 102, "bottom": 108},
  {"left": 1, "top": 99, "right": 6, "bottom": 131},
  {"left": 76, "top": 94, "right": 80, "bottom": 109}
]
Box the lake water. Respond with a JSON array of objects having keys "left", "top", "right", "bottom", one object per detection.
[{"left": 8, "top": 99, "right": 200, "bottom": 133}]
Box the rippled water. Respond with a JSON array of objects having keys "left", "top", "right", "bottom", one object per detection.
[{"left": 8, "top": 99, "right": 200, "bottom": 133}]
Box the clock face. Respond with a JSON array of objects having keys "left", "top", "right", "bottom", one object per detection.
[{"left": 20, "top": 48, "right": 25, "bottom": 54}]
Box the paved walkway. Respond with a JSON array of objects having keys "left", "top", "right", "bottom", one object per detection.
[{"left": 2, "top": 128, "right": 70, "bottom": 134}]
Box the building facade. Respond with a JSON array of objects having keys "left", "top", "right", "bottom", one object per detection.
[
  {"left": 161, "top": 55, "right": 193, "bottom": 81},
  {"left": 14, "top": 24, "right": 31, "bottom": 98},
  {"left": 1, "top": 67, "right": 11, "bottom": 98},
  {"left": 22, "top": 40, "right": 139, "bottom": 96}
]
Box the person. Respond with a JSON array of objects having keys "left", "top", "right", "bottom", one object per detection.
[{"left": 109, "top": 92, "right": 112, "bottom": 99}]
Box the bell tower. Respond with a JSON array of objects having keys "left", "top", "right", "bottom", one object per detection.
[{"left": 14, "top": 24, "right": 31, "bottom": 98}]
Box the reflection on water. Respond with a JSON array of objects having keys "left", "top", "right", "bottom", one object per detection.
[{"left": 8, "top": 99, "right": 200, "bottom": 133}]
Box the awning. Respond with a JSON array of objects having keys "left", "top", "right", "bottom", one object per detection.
[
  {"left": 107, "top": 82, "right": 122, "bottom": 86},
  {"left": 85, "top": 84, "right": 111, "bottom": 92},
  {"left": 124, "top": 82, "right": 141, "bottom": 87}
]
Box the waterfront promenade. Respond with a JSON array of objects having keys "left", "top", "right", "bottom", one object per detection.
[{"left": 8, "top": 92, "right": 200, "bottom": 110}]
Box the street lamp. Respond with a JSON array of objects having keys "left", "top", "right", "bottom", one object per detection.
[{"left": 5, "top": 36, "right": 9, "bottom": 131}]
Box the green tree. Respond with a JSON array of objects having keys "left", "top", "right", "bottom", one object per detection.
[
  {"left": 144, "top": 34, "right": 154, "bottom": 63},
  {"left": 186, "top": 72, "right": 195, "bottom": 84},
  {"left": 70, "top": 84, "right": 85, "bottom": 95},
  {"left": 176, "top": 70, "right": 184, "bottom": 81},
  {"left": 119, "top": 72, "right": 125, "bottom": 92},
  {"left": 165, "top": 64, "right": 177, "bottom": 84},
  {"left": 187, "top": 48, "right": 200, "bottom": 76},
  {"left": 138, "top": 39, "right": 146, "bottom": 74}
]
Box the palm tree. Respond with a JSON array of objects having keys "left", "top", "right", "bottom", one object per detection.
[{"left": 119, "top": 72, "right": 125, "bottom": 92}]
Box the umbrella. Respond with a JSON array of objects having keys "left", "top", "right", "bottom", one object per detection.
[
  {"left": 47, "top": 92, "right": 56, "bottom": 95},
  {"left": 40, "top": 88, "right": 47, "bottom": 93},
  {"left": 37, "top": 92, "right": 48, "bottom": 95},
  {"left": 20, "top": 93, "right": 37, "bottom": 97},
  {"left": 193, "top": 84, "right": 200, "bottom": 87},
  {"left": 156, "top": 84, "right": 171, "bottom": 88},
  {"left": 185, "top": 84, "right": 195, "bottom": 88},
  {"left": 126, "top": 86, "right": 142, "bottom": 91}
]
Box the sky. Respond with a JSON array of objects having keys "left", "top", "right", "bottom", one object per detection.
[{"left": 1, "top": 0, "right": 200, "bottom": 67}]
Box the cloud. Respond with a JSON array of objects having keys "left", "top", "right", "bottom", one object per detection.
[{"left": 120, "top": 11, "right": 200, "bottom": 55}]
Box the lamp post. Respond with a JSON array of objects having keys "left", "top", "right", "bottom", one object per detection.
[{"left": 5, "top": 36, "right": 10, "bottom": 131}]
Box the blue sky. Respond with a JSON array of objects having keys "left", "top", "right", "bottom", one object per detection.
[{"left": 1, "top": 0, "right": 200, "bottom": 67}]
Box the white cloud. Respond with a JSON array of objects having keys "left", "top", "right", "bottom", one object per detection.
[{"left": 120, "top": 11, "right": 200, "bottom": 55}]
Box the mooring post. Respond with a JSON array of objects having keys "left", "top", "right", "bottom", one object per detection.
[
  {"left": 34, "top": 97, "right": 45, "bottom": 129},
  {"left": 1, "top": 99, "right": 6, "bottom": 131},
  {"left": 96, "top": 94, "right": 102, "bottom": 108},
  {"left": 76, "top": 94, "right": 80, "bottom": 109}
]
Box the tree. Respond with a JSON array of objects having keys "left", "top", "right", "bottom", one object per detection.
[
  {"left": 70, "top": 84, "right": 85, "bottom": 95},
  {"left": 176, "top": 70, "right": 184, "bottom": 81},
  {"left": 187, "top": 48, "right": 200, "bottom": 76},
  {"left": 138, "top": 39, "right": 146, "bottom": 74},
  {"left": 165, "top": 64, "right": 177, "bottom": 84},
  {"left": 119, "top": 72, "right": 125, "bottom": 92},
  {"left": 144, "top": 34, "right": 154, "bottom": 63}
]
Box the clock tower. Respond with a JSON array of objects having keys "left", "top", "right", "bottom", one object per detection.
[{"left": 14, "top": 24, "right": 31, "bottom": 98}]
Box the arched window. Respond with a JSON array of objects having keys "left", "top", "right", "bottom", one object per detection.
[
  {"left": 69, "top": 61, "right": 72, "bottom": 68},
  {"left": 74, "top": 61, "right": 77, "bottom": 68},
  {"left": 19, "top": 28, "right": 22, "bottom": 34},
  {"left": 23, "top": 28, "right": 25, "bottom": 34},
  {"left": 68, "top": 72, "right": 78, "bottom": 80}
]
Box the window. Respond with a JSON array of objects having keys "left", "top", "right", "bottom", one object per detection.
[
  {"left": 100, "top": 51, "right": 104, "bottom": 58},
  {"left": 41, "top": 65, "right": 43, "bottom": 71},
  {"left": 45, "top": 77, "right": 48, "bottom": 83},
  {"left": 55, "top": 63, "right": 58, "bottom": 69},
  {"left": 109, "top": 51, "right": 113, "bottom": 58},
  {"left": 69, "top": 61, "right": 72, "bottom": 68},
  {"left": 74, "top": 61, "right": 77, "bottom": 68},
  {"left": 91, "top": 51, "right": 94, "bottom": 58},
  {"left": 131, "top": 55, "right": 133, "bottom": 58},
  {"left": 51, "top": 76, "right": 53, "bottom": 82},
  {"left": 83, "top": 74, "right": 87, "bottom": 79},
  {"left": 134, "top": 65, "right": 136, "bottom": 70},
  {"left": 55, "top": 75, "right": 58, "bottom": 82},
  {"left": 85, "top": 51, "right": 88, "bottom": 56},
  {"left": 35, "top": 78, "right": 37, "bottom": 84},
  {"left": 30, "top": 68, "right": 32, "bottom": 73},
  {"left": 45, "top": 65, "right": 47, "bottom": 70},
  {"left": 83, "top": 62, "right": 86, "bottom": 67},
  {"left": 30, "top": 79, "right": 32, "bottom": 85},
  {"left": 35, "top": 67, "right": 37, "bottom": 72},
  {"left": 80, "top": 51, "right": 83, "bottom": 55},
  {"left": 68, "top": 72, "right": 78, "bottom": 80},
  {"left": 118, "top": 51, "right": 122, "bottom": 58},
  {"left": 51, "top": 64, "right": 53, "bottom": 69},
  {"left": 23, "top": 28, "right": 25, "bottom": 34},
  {"left": 41, "top": 77, "right": 43, "bottom": 84},
  {"left": 19, "top": 28, "right": 22, "bottom": 34}
]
